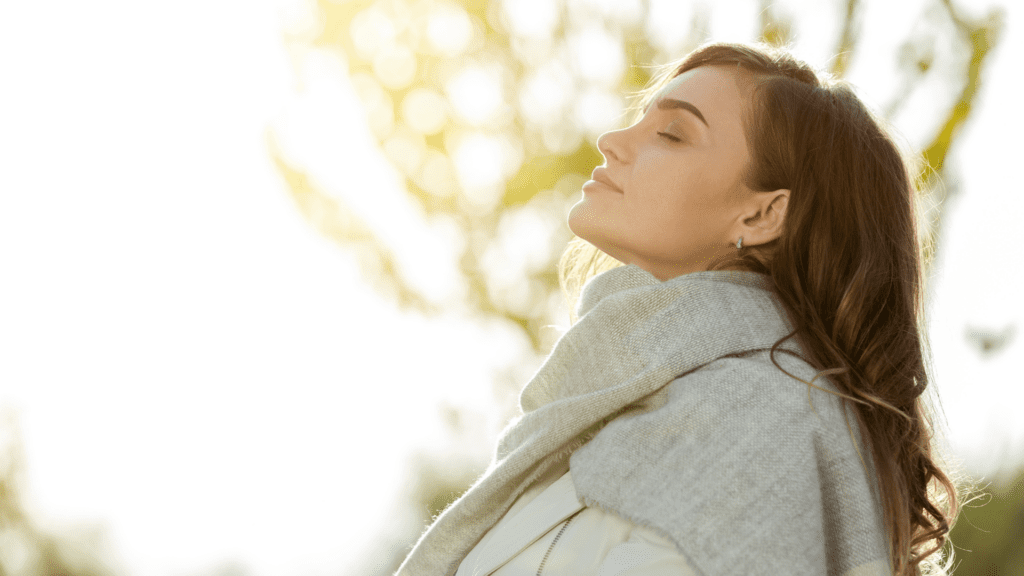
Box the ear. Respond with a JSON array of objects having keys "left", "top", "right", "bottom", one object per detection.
[{"left": 737, "top": 189, "right": 790, "bottom": 245}]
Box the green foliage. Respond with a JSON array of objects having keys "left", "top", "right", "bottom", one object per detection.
[
  {"left": 947, "top": 466, "right": 1024, "bottom": 574},
  {"left": 503, "top": 146, "right": 602, "bottom": 207}
]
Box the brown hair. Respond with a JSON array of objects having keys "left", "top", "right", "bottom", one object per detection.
[{"left": 559, "top": 41, "right": 978, "bottom": 576}]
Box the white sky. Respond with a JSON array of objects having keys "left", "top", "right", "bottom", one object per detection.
[{"left": 0, "top": 0, "right": 1019, "bottom": 575}]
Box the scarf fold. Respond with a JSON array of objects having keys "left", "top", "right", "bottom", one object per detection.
[{"left": 395, "top": 264, "right": 890, "bottom": 576}]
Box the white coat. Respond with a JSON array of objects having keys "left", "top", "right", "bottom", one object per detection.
[{"left": 456, "top": 459, "right": 699, "bottom": 576}]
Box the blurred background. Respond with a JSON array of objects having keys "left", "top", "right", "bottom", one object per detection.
[{"left": 0, "top": 0, "right": 1021, "bottom": 574}]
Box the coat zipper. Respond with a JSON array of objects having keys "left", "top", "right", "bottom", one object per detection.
[{"left": 536, "top": 509, "right": 583, "bottom": 576}]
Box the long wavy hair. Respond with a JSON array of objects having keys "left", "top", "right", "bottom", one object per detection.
[{"left": 558, "top": 42, "right": 979, "bottom": 576}]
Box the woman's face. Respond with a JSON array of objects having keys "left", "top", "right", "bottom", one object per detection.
[{"left": 567, "top": 65, "right": 787, "bottom": 281}]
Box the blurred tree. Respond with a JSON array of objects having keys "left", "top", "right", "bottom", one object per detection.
[
  {"left": 913, "top": 0, "right": 1005, "bottom": 291},
  {"left": 265, "top": 0, "right": 1008, "bottom": 574},
  {"left": 0, "top": 410, "right": 117, "bottom": 576},
  {"left": 270, "top": 0, "right": 1004, "bottom": 357}
]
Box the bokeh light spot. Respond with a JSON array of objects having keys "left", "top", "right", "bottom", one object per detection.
[
  {"left": 576, "top": 88, "right": 624, "bottom": 138},
  {"left": 567, "top": 0, "right": 644, "bottom": 25},
  {"left": 425, "top": 3, "right": 474, "bottom": 57},
  {"left": 519, "top": 60, "right": 574, "bottom": 126},
  {"left": 501, "top": 0, "right": 560, "bottom": 39},
  {"left": 453, "top": 132, "right": 504, "bottom": 189},
  {"left": 418, "top": 149, "right": 458, "bottom": 199},
  {"left": 451, "top": 132, "right": 522, "bottom": 209},
  {"left": 445, "top": 63, "right": 507, "bottom": 126},
  {"left": 401, "top": 88, "right": 448, "bottom": 135},
  {"left": 567, "top": 25, "right": 625, "bottom": 86},
  {"left": 382, "top": 127, "right": 427, "bottom": 175},
  {"left": 350, "top": 7, "right": 397, "bottom": 60},
  {"left": 373, "top": 45, "right": 417, "bottom": 89}
]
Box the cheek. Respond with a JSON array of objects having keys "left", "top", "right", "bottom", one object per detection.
[
  {"left": 627, "top": 181, "right": 734, "bottom": 240},
  {"left": 632, "top": 170, "right": 712, "bottom": 217}
]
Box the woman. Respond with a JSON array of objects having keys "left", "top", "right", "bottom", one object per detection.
[{"left": 395, "top": 41, "right": 971, "bottom": 576}]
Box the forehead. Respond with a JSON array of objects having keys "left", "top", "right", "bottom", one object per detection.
[{"left": 657, "top": 66, "right": 746, "bottom": 114}]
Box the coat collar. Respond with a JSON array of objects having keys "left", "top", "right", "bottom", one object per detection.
[{"left": 455, "top": 471, "right": 582, "bottom": 576}]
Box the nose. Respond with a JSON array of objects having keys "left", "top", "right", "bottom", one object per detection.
[{"left": 596, "top": 126, "right": 628, "bottom": 164}]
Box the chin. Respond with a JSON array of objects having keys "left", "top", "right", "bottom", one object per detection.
[
  {"left": 566, "top": 207, "right": 586, "bottom": 239},
  {"left": 568, "top": 203, "right": 634, "bottom": 265},
  {"left": 567, "top": 222, "right": 602, "bottom": 253},
  {"left": 567, "top": 201, "right": 604, "bottom": 242}
]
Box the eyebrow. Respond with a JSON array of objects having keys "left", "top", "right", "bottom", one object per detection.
[{"left": 646, "top": 97, "right": 709, "bottom": 128}]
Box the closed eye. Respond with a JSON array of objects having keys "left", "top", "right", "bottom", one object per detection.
[{"left": 658, "top": 132, "right": 682, "bottom": 143}]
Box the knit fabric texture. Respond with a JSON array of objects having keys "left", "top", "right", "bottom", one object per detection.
[{"left": 394, "top": 264, "right": 891, "bottom": 576}]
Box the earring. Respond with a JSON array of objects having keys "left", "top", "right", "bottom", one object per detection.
[{"left": 736, "top": 237, "right": 743, "bottom": 249}]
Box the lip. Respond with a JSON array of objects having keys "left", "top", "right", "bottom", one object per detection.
[{"left": 589, "top": 167, "right": 622, "bottom": 193}]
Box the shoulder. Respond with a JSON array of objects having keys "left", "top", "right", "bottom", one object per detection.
[
  {"left": 568, "top": 349, "right": 888, "bottom": 576},
  {"left": 621, "top": 347, "right": 857, "bottom": 446},
  {"left": 570, "top": 346, "right": 871, "bottom": 492}
]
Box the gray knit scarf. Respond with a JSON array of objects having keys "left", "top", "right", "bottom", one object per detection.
[{"left": 395, "top": 264, "right": 891, "bottom": 576}]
